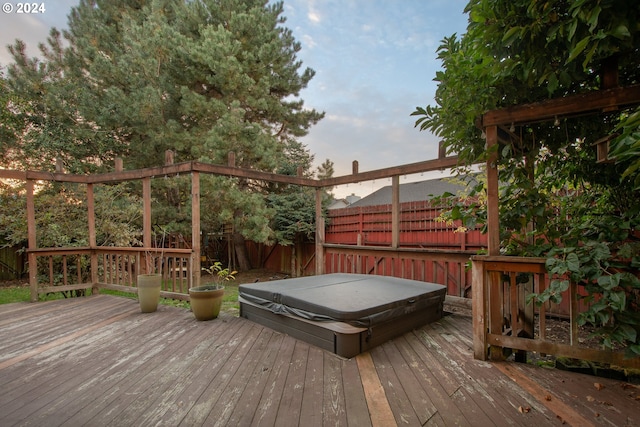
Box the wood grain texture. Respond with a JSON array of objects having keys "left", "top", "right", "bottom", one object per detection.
[{"left": 0, "top": 295, "right": 637, "bottom": 426}]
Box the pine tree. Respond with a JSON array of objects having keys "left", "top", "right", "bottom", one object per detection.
[{"left": 5, "top": 0, "right": 325, "bottom": 270}]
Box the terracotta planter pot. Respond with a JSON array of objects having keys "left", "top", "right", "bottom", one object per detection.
[
  {"left": 189, "top": 284, "right": 225, "bottom": 321},
  {"left": 137, "top": 274, "right": 162, "bottom": 313}
]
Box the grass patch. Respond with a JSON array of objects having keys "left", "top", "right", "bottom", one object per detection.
[
  {"left": 0, "top": 284, "right": 75, "bottom": 304},
  {"left": 1, "top": 276, "right": 243, "bottom": 316},
  {"left": 0, "top": 285, "right": 30, "bottom": 304}
]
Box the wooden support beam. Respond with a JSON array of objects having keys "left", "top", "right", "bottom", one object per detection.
[
  {"left": 26, "top": 180, "right": 37, "bottom": 302},
  {"left": 191, "top": 172, "right": 201, "bottom": 289},
  {"left": 321, "top": 156, "right": 460, "bottom": 187},
  {"left": 391, "top": 176, "right": 400, "bottom": 249},
  {"left": 165, "top": 150, "right": 175, "bottom": 165},
  {"left": 472, "top": 258, "right": 487, "bottom": 360},
  {"left": 142, "top": 177, "right": 152, "bottom": 274},
  {"left": 315, "top": 188, "right": 325, "bottom": 275},
  {"left": 87, "top": 183, "right": 99, "bottom": 292},
  {"left": 486, "top": 126, "right": 500, "bottom": 256},
  {"left": 482, "top": 84, "right": 640, "bottom": 127}
]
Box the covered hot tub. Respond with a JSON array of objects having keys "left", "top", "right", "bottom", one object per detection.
[{"left": 238, "top": 273, "right": 446, "bottom": 358}]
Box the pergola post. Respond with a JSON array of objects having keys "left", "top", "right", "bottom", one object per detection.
[
  {"left": 87, "top": 183, "right": 99, "bottom": 293},
  {"left": 191, "top": 171, "right": 201, "bottom": 288},
  {"left": 488, "top": 125, "right": 504, "bottom": 360},
  {"left": 26, "top": 180, "right": 37, "bottom": 302},
  {"left": 315, "top": 188, "right": 325, "bottom": 275},
  {"left": 391, "top": 175, "right": 400, "bottom": 249},
  {"left": 142, "top": 177, "right": 152, "bottom": 274}
]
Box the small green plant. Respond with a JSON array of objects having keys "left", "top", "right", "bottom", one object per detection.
[{"left": 202, "top": 261, "right": 237, "bottom": 285}]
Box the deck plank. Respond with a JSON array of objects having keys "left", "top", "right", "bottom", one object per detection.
[
  {"left": 1, "top": 295, "right": 638, "bottom": 426},
  {"left": 273, "top": 341, "right": 309, "bottom": 427},
  {"left": 370, "top": 344, "right": 422, "bottom": 426},
  {"left": 251, "top": 334, "right": 298, "bottom": 426},
  {"left": 299, "top": 345, "right": 325, "bottom": 427},
  {"left": 341, "top": 357, "right": 372, "bottom": 427}
]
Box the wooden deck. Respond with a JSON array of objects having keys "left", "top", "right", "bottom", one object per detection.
[{"left": 0, "top": 295, "right": 638, "bottom": 426}]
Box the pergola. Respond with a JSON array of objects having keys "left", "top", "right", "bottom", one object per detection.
[
  {"left": 1, "top": 68, "right": 639, "bottom": 369},
  {"left": 0, "top": 152, "right": 460, "bottom": 299},
  {"left": 473, "top": 71, "right": 640, "bottom": 368}
]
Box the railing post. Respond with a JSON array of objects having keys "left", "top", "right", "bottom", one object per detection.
[{"left": 472, "top": 257, "right": 488, "bottom": 360}]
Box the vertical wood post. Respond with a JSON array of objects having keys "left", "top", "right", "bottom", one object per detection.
[
  {"left": 114, "top": 157, "right": 123, "bottom": 172},
  {"left": 485, "top": 124, "right": 504, "bottom": 360},
  {"left": 391, "top": 175, "right": 400, "bottom": 249},
  {"left": 165, "top": 150, "right": 175, "bottom": 165},
  {"left": 87, "top": 183, "right": 99, "bottom": 292},
  {"left": 142, "top": 177, "right": 152, "bottom": 274},
  {"left": 486, "top": 125, "right": 499, "bottom": 256},
  {"left": 315, "top": 188, "right": 325, "bottom": 275},
  {"left": 26, "top": 180, "right": 38, "bottom": 302},
  {"left": 472, "top": 257, "right": 487, "bottom": 360},
  {"left": 191, "top": 171, "right": 201, "bottom": 289}
]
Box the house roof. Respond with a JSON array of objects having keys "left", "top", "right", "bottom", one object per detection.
[{"left": 348, "top": 176, "right": 476, "bottom": 208}]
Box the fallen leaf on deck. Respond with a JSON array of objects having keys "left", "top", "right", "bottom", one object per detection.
[
  {"left": 594, "top": 382, "right": 605, "bottom": 390},
  {"left": 586, "top": 395, "right": 595, "bottom": 402},
  {"left": 518, "top": 406, "right": 531, "bottom": 413}
]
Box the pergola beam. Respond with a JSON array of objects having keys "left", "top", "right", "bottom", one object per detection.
[
  {"left": 319, "top": 156, "right": 461, "bottom": 187},
  {"left": 482, "top": 84, "right": 640, "bottom": 127},
  {"left": 1, "top": 155, "right": 462, "bottom": 189}
]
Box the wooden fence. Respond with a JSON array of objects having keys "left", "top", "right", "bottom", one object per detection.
[
  {"left": 0, "top": 246, "right": 25, "bottom": 280},
  {"left": 326, "top": 200, "right": 486, "bottom": 250},
  {"left": 323, "top": 244, "right": 474, "bottom": 299}
]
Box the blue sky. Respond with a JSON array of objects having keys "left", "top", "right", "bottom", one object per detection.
[{"left": 0, "top": 0, "right": 470, "bottom": 197}]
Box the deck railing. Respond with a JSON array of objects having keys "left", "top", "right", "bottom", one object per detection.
[
  {"left": 27, "top": 247, "right": 194, "bottom": 302},
  {"left": 472, "top": 255, "right": 640, "bottom": 369},
  {"left": 324, "top": 244, "right": 475, "bottom": 299}
]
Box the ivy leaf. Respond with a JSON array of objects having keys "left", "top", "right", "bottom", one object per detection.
[
  {"left": 617, "top": 324, "right": 637, "bottom": 343},
  {"left": 566, "top": 252, "right": 580, "bottom": 273},
  {"left": 608, "top": 290, "right": 626, "bottom": 311},
  {"left": 566, "top": 36, "right": 591, "bottom": 64},
  {"left": 610, "top": 24, "right": 630, "bottom": 39}
]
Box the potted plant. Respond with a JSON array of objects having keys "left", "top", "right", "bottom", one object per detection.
[
  {"left": 137, "top": 226, "right": 166, "bottom": 313},
  {"left": 189, "top": 261, "right": 236, "bottom": 321}
]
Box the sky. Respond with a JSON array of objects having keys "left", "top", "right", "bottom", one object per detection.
[{"left": 0, "top": 0, "right": 470, "bottom": 198}]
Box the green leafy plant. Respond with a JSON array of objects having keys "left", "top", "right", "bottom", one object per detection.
[{"left": 201, "top": 261, "right": 237, "bottom": 286}]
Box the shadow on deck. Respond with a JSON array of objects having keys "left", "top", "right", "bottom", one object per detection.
[{"left": 0, "top": 295, "right": 638, "bottom": 426}]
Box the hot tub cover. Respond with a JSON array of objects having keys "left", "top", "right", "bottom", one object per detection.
[{"left": 238, "top": 273, "right": 446, "bottom": 328}]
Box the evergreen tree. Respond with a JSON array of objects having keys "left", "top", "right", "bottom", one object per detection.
[{"left": 4, "top": 0, "right": 325, "bottom": 269}]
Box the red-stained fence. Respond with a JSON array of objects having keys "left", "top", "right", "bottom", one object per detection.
[{"left": 326, "top": 200, "right": 486, "bottom": 250}]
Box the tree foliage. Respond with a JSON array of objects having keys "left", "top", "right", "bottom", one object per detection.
[
  {"left": 413, "top": 0, "right": 640, "bottom": 355},
  {"left": 2, "top": 0, "right": 328, "bottom": 268}
]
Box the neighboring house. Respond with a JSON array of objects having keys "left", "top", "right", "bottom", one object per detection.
[
  {"left": 348, "top": 176, "right": 476, "bottom": 207},
  {"left": 328, "top": 193, "right": 361, "bottom": 210}
]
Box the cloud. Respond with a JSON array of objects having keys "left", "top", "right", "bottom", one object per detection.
[
  {"left": 307, "top": 11, "right": 321, "bottom": 23},
  {"left": 0, "top": 14, "right": 48, "bottom": 66}
]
